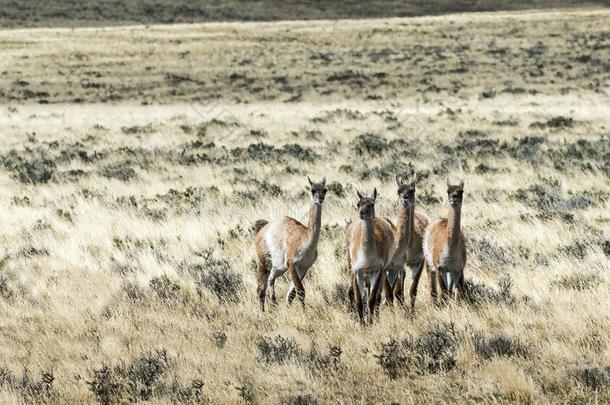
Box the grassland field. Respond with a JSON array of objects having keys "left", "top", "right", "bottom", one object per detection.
[{"left": 0, "top": 7, "right": 609, "bottom": 404}]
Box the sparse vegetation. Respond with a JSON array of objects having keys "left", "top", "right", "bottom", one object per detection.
[{"left": 0, "top": 6, "right": 608, "bottom": 404}]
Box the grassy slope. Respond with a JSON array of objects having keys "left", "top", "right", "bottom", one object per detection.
[
  {"left": 0, "top": 0, "right": 608, "bottom": 28},
  {"left": 0, "top": 8, "right": 609, "bottom": 404}
]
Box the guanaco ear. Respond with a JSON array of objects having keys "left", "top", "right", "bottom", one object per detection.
[
  {"left": 321, "top": 176, "right": 326, "bottom": 186},
  {"left": 411, "top": 173, "right": 417, "bottom": 187},
  {"left": 307, "top": 176, "right": 314, "bottom": 187},
  {"left": 459, "top": 178, "right": 464, "bottom": 189},
  {"left": 395, "top": 173, "right": 401, "bottom": 187},
  {"left": 356, "top": 190, "right": 364, "bottom": 200},
  {"left": 446, "top": 176, "right": 451, "bottom": 187},
  {"left": 372, "top": 188, "right": 378, "bottom": 201}
]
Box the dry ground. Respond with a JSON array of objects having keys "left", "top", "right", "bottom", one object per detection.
[{"left": 0, "top": 8, "right": 609, "bottom": 404}]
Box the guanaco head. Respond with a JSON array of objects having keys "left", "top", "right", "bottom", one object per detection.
[
  {"left": 356, "top": 188, "right": 377, "bottom": 220},
  {"left": 446, "top": 177, "right": 465, "bottom": 207},
  {"left": 307, "top": 176, "right": 327, "bottom": 205},
  {"left": 395, "top": 173, "right": 417, "bottom": 207}
]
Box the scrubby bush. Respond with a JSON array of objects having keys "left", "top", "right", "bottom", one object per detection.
[
  {"left": 472, "top": 333, "right": 530, "bottom": 360},
  {"left": 100, "top": 162, "right": 138, "bottom": 181},
  {"left": 170, "top": 379, "right": 206, "bottom": 404},
  {"left": 468, "top": 237, "right": 510, "bottom": 267},
  {"left": 0, "top": 276, "right": 13, "bottom": 300},
  {"left": 572, "top": 367, "right": 610, "bottom": 391},
  {"left": 376, "top": 322, "right": 458, "bottom": 379},
  {"left": 326, "top": 181, "right": 345, "bottom": 198},
  {"left": 529, "top": 116, "right": 575, "bottom": 130},
  {"left": 513, "top": 177, "right": 594, "bottom": 221},
  {"left": 307, "top": 344, "right": 342, "bottom": 374},
  {"left": 2, "top": 149, "right": 57, "bottom": 183},
  {"left": 280, "top": 393, "right": 318, "bottom": 405},
  {"left": 149, "top": 275, "right": 182, "bottom": 301},
  {"left": 553, "top": 272, "right": 601, "bottom": 291},
  {"left": 88, "top": 349, "right": 171, "bottom": 404},
  {"left": 0, "top": 368, "right": 55, "bottom": 403},
  {"left": 190, "top": 257, "right": 243, "bottom": 302},
  {"left": 121, "top": 124, "right": 154, "bottom": 135},
  {"left": 232, "top": 143, "right": 318, "bottom": 162},
  {"left": 212, "top": 331, "right": 227, "bottom": 348},
  {"left": 352, "top": 133, "right": 391, "bottom": 156},
  {"left": 257, "top": 335, "right": 301, "bottom": 365},
  {"left": 462, "top": 276, "right": 515, "bottom": 307},
  {"left": 558, "top": 240, "right": 589, "bottom": 259}
]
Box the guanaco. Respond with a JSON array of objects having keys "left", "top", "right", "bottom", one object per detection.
[
  {"left": 254, "top": 177, "right": 327, "bottom": 312},
  {"left": 383, "top": 174, "right": 429, "bottom": 310},
  {"left": 346, "top": 188, "right": 395, "bottom": 324},
  {"left": 422, "top": 178, "right": 467, "bottom": 300}
]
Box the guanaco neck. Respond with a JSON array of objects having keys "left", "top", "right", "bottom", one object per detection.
[
  {"left": 447, "top": 204, "right": 462, "bottom": 251},
  {"left": 361, "top": 215, "right": 376, "bottom": 255},
  {"left": 303, "top": 202, "right": 322, "bottom": 252},
  {"left": 394, "top": 204, "right": 412, "bottom": 255}
]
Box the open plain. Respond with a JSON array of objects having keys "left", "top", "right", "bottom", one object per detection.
[{"left": 0, "top": 8, "right": 609, "bottom": 403}]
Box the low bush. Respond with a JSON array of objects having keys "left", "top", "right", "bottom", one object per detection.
[
  {"left": 376, "top": 322, "right": 458, "bottom": 379},
  {"left": 257, "top": 335, "right": 301, "bottom": 365},
  {"left": 88, "top": 349, "right": 171, "bottom": 404},
  {"left": 473, "top": 333, "right": 530, "bottom": 360},
  {"left": 190, "top": 257, "right": 243, "bottom": 302}
]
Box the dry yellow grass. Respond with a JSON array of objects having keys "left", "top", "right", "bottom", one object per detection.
[{"left": 0, "top": 8, "right": 609, "bottom": 404}]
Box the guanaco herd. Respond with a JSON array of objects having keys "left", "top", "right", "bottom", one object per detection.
[{"left": 254, "top": 174, "right": 466, "bottom": 324}]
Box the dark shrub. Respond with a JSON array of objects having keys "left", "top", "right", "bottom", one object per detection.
[
  {"left": 100, "top": 162, "right": 138, "bottom": 181},
  {"left": 474, "top": 163, "right": 499, "bottom": 174},
  {"left": 212, "top": 331, "right": 227, "bottom": 348},
  {"left": 473, "top": 333, "right": 530, "bottom": 360},
  {"left": 376, "top": 322, "right": 458, "bottom": 379},
  {"left": 0, "top": 367, "right": 15, "bottom": 387},
  {"left": 352, "top": 133, "right": 390, "bottom": 156},
  {"left": 530, "top": 116, "right": 575, "bottom": 130},
  {"left": 376, "top": 339, "right": 407, "bottom": 379},
  {"left": 149, "top": 275, "right": 182, "bottom": 301},
  {"left": 190, "top": 258, "right": 243, "bottom": 302},
  {"left": 0, "top": 276, "right": 13, "bottom": 300},
  {"left": 326, "top": 181, "right": 345, "bottom": 198},
  {"left": 572, "top": 367, "right": 610, "bottom": 391},
  {"left": 281, "top": 143, "right": 318, "bottom": 162},
  {"left": 121, "top": 124, "right": 154, "bottom": 135},
  {"left": 492, "top": 119, "right": 519, "bottom": 126},
  {"left": 257, "top": 335, "right": 301, "bottom": 365},
  {"left": 558, "top": 240, "right": 589, "bottom": 259},
  {"left": 408, "top": 322, "right": 458, "bottom": 374},
  {"left": 463, "top": 276, "right": 515, "bottom": 306},
  {"left": 418, "top": 189, "right": 441, "bottom": 205},
  {"left": 307, "top": 344, "right": 342, "bottom": 373},
  {"left": 504, "top": 136, "right": 545, "bottom": 161},
  {"left": 468, "top": 238, "right": 509, "bottom": 267},
  {"left": 513, "top": 177, "right": 594, "bottom": 221},
  {"left": 234, "top": 143, "right": 318, "bottom": 163},
  {"left": 0, "top": 368, "right": 55, "bottom": 402},
  {"left": 553, "top": 273, "right": 601, "bottom": 291},
  {"left": 281, "top": 393, "right": 318, "bottom": 405},
  {"left": 170, "top": 379, "right": 205, "bottom": 403},
  {"left": 2, "top": 149, "right": 56, "bottom": 183},
  {"left": 235, "top": 384, "right": 254, "bottom": 403},
  {"left": 358, "top": 161, "right": 415, "bottom": 181},
  {"left": 121, "top": 282, "right": 146, "bottom": 302},
  {"left": 19, "top": 371, "right": 55, "bottom": 402},
  {"left": 88, "top": 349, "right": 171, "bottom": 404}
]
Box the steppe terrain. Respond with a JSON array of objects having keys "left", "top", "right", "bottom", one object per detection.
[{"left": 0, "top": 8, "right": 608, "bottom": 404}]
